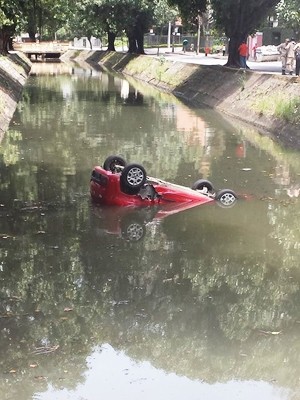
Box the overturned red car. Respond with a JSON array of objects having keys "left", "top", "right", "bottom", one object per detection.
[{"left": 90, "top": 155, "right": 238, "bottom": 210}]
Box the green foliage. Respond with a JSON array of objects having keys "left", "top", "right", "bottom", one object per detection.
[
  {"left": 211, "top": 0, "right": 281, "bottom": 38},
  {"left": 252, "top": 93, "right": 300, "bottom": 123},
  {"left": 210, "top": 0, "right": 281, "bottom": 66},
  {"left": 167, "top": 0, "right": 207, "bottom": 25},
  {"left": 0, "top": 0, "right": 23, "bottom": 27},
  {"left": 153, "top": 0, "right": 178, "bottom": 27},
  {"left": 276, "top": 0, "right": 300, "bottom": 33}
]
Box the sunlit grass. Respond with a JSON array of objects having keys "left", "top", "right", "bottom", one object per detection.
[{"left": 253, "top": 94, "right": 300, "bottom": 123}]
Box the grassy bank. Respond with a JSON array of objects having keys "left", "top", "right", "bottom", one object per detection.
[
  {"left": 0, "top": 52, "right": 31, "bottom": 141},
  {"left": 62, "top": 49, "right": 300, "bottom": 149}
]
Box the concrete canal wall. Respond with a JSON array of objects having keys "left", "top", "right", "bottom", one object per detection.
[
  {"left": 1, "top": 49, "right": 299, "bottom": 149},
  {"left": 62, "top": 50, "right": 300, "bottom": 149},
  {"left": 0, "top": 53, "right": 31, "bottom": 142}
]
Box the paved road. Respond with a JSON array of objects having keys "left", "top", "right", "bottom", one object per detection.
[{"left": 144, "top": 47, "right": 283, "bottom": 75}]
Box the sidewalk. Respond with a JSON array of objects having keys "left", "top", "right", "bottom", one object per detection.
[{"left": 144, "top": 47, "right": 282, "bottom": 75}]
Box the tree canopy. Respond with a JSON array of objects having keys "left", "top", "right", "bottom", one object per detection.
[
  {"left": 168, "top": 0, "right": 207, "bottom": 25},
  {"left": 0, "top": 0, "right": 287, "bottom": 63},
  {"left": 276, "top": 0, "right": 300, "bottom": 36},
  {"left": 210, "top": 0, "right": 282, "bottom": 66},
  {"left": 0, "top": 0, "right": 25, "bottom": 53}
]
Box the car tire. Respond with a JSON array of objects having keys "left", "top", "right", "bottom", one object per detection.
[
  {"left": 216, "top": 189, "right": 238, "bottom": 207},
  {"left": 103, "top": 155, "right": 126, "bottom": 172},
  {"left": 192, "top": 179, "right": 214, "bottom": 193},
  {"left": 120, "top": 163, "right": 147, "bottom": 192},
  {"left": 121, "top": 217, "right": 146, "bottom": 241}
]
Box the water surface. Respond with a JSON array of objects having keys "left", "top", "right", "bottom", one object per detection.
[{"left": 0, "top": 62, "right": 299, "bottom": 400}]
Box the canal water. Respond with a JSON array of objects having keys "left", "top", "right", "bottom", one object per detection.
[{"left": 0, "top": 61, "right": 300, "bottom": 400}]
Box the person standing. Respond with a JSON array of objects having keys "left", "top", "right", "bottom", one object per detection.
[
  {"left": 238, "top": 41, "right": 248, "bottom": 68},
  {"left": 277, "top": 38, "right": 289, "bottom": 75},
  {"left": 294, "top": 40, "right": 300, "bottom": 76},
  {"left": 182, "top": 39, "right": 188, "bottom": 53},
  {"left": 286, "top": 38, "right": 296, "bottom": 75}
]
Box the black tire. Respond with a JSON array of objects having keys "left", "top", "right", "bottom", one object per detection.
[
  {"left": 192, "top": 179, "right": 214, "bottom": 193},
  {"left": 103, "top": 155, "right": 126, "bottom": 172},
  {"left": 120, "top": 163, "right": 147, "bottom": 191},
  {"left": 216, "top": 189, "right": 238, "bottom": 207}
]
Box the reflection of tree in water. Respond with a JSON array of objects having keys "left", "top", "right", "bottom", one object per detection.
[
  {"left": 1, "top": 199, "right": 300, "bottom": 396},
  {"left": 1, "top": 69, "right": 300, "bottom": 398},
  {"left": 12, "top": 72, "right": 220, "bottom": 184}
]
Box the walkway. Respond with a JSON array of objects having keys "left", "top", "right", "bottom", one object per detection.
[{"left": 144, "top": 47, "right": 283, "bottom": 75}]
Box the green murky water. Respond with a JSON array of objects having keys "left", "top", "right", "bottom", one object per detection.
[{"left": 0, "top": 62, "right": 299, "bottom": 400}]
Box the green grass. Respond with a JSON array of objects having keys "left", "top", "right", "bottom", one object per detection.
[{"left": 253, "top": 94, "right": 300, "bottom": 123}]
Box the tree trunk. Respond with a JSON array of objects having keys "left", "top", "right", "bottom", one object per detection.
[
  {"left": 134, "top": 24, "right": 145, "bottom": 54},
  {"left": 225, "top": 36, "right": 240, "bottom": 67},
  {"left": 107, "top": 31, "right": 116, "bottom": 51},
  {"left": 225, "top": 35, "right": 249, "bottom": 69},
  {"left": 127, "top": 33, "right": 137, "bottom": 53},
  {"left": 0, "top": 26, "right": 13, "bottom": 55}
]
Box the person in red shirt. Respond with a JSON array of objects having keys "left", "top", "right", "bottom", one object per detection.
[{"left": 238, "top": 41, "right": 248, "bottom": 68}]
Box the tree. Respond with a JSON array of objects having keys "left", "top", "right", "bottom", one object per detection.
[
  {"left": 0, "top": 0, "right": 25, "bottom": 54},
  {"left": 167, "top": 0, "right": 207, "bottom": 25},
  {"left": 210, "top": 0, "right": 281, "bottom": 67},
  {"left": 167, "top": 0, "right": 207, "bottom": 54},
  {"left": 23, "top": 0, "right": 74, "bottom": 41},
  {"left": 125, "top": 6, "right": 154, "bottom": 54},
  {"left": 68, "top": 0, "right": 104, "bottom": 49},
  {"left": 93, "top": 0, "right": 157, "bottom": 54},
  {"left": 276, "top": 0, "right": 300, "bottom": 38},
  {"left": 92, "top": 0, "right": 127, "bottom": 51}
]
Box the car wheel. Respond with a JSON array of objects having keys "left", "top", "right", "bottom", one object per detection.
[
  {"left": 192, "top": 179, "right": 214, "bottom": 193},
  {"left": 121, "top": 219, "right": 146, "bottom": 242},
  {"left": 216, "top": 189, "right": 238, "bottom": 207},
  {"left": 103, "top": 155, "right": 126, "bottom": 173},
  {"left": 121, "top": 163, "right": 147, "bottom": 191}
]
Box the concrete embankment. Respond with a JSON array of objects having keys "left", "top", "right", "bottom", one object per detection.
[
  {"left": 1, "top": 49, "right": 299, "bottom": 149},
  {"left": 62, "top": 49, "right": 300, "bottom": 149},
  {"left": 0, "top": 52, "right": 31, "bottom": 141}
]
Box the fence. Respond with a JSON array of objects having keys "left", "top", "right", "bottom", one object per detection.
[{"left": 144, "top": 34, "right": 212, "bottom": 50}]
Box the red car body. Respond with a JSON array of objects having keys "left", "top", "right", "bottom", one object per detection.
[
  {"left": 90, "top": 156, "right": 237, "bottom": 212},
  {"left": 91, "top": 166, "right": 213, "bottom": 210}
]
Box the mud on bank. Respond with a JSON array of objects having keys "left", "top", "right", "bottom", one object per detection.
[
  {"left": 0, "top": 52, "right": 31, "bottom": 142},
  {"left": 62, "top": 49, "right": 300, "bottom": 149}
]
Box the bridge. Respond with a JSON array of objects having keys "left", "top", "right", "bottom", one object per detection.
[{"left": 13, "top": 41, "right": 69, "bottom": 61}]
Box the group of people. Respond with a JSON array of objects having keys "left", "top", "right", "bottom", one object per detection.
[{"left": 277, "top": 38, "right": 300, "bottom": 76}]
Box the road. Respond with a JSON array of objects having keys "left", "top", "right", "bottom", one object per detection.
[{"left": 144, "top": 47, "right": 282, "bottom": 75}]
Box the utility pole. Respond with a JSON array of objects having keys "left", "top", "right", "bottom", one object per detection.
[
  {"left": 167, "top": 21, "right": 171, "bottom": 51},
  {"left": 196, "top": 14, "right": 201, "bottom": 55}
]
